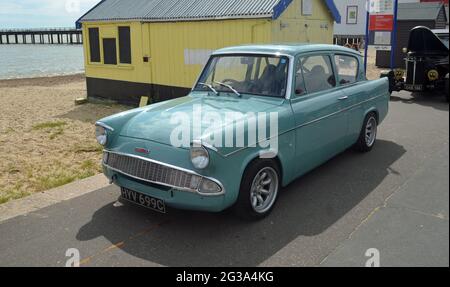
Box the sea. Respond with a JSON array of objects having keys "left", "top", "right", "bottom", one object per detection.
[{"left": 0, "top": 45, "right": 85, "bottom": 80}]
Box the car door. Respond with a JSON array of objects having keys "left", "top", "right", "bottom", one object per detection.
[
  {"left": 333, "top": 53, "right": 368, "bottom": 145},
  {"left": 290, "top": 53, "right": 349, "bottom": 176}
]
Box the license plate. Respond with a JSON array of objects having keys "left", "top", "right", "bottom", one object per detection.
[
  {"left": 120, "top": 187, "right": 166, "bottom": 213},
  {"left": 405, "top": 84, "right": 423, "bottom": 91}
]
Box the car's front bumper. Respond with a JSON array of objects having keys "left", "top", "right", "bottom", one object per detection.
[{"left": 103, "top": 165, "right": 228, "bottom": 213}]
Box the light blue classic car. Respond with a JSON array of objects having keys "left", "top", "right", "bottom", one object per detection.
[{"left": 96, "top": 44, "right": 390, "bottom": 220}]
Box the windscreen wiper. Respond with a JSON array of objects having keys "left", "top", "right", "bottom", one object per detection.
[
  {"left": 198, "top": 82, "right": 218, "bottom": 95},
  {"left": 214, "top": 81, "right": 241, "bottom": 97}
]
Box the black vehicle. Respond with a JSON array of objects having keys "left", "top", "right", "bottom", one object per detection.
[{"left": 387, "top": 26, "right": 449, "bottom": 101}]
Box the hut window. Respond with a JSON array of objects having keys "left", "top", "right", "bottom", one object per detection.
[
  {"left": 103, "top": 38, "right": 117, "bottom": 65},
  {"left": 118, "top": 27, "right": 131, "bottom": 64},
  {"left": 88, "top": 28, "right": 100, "bottom": 63}
]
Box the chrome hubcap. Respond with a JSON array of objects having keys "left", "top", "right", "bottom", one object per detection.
[
  {"left": 365, "top": 117, "right": 377, "bottom": 147},
  {"left": 250, "top": 167, "right": 279, "bottom": 214}
]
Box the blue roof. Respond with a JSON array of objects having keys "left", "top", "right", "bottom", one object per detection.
[
  {"left": 325, "top": 0, "right": 341, "bottom": 24},
  {"left": 77, "top": 0, "right": 341, "bottom": 27}
]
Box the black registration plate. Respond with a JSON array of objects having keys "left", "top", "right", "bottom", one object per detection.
[
  {"left": 404, "top": 84, "right": 423, "bottom": 91},
  {"left": 120, "top": 187, "right": 166, "bottom": 213}
]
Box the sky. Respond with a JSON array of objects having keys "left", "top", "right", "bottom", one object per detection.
[{"left": 0, "top": 0, "right": 100, "bottom": 28}]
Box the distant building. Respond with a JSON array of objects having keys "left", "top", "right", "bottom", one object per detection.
[
  {"left": 376, "top": 1, "right": 447, "bottom": 68},
  {"left": 333, "top": 0, "right": 367, "bottom": 46},
  {"left": 333, "top": 0, "right": 449, "bottom": 47},
  {"left": 76, "top": 0, "right": 341, "bottom": 105}
]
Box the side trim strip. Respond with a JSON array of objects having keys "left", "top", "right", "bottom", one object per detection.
[{"left": 222, "top": 93, "right": 386, "bottom": 158}]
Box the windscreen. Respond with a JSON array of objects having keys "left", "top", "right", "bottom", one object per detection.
[{"left": 195, "top": 55, "right": 289, "bottom": 98}]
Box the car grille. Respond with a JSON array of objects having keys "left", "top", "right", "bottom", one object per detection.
[{"left": 104, "top": 151, "right": 200, "bottom": 191}]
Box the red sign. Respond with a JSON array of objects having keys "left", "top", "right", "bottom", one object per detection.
[{"left": 369, "top": 14, "right": 394, "bottom": 31}]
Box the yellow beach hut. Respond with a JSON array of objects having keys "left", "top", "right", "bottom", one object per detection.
[{"left": 76, "top": 0, "right": 341, "bottom": 105}]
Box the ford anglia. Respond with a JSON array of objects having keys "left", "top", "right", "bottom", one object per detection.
[{"left": 96, "top": 44, "right": 390, "bottom": 220}]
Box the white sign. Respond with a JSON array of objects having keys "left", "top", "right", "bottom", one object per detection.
[
  {"left": 302, "top": 0, "right": 313, "bottom": 16},
  {"left": 369, "top": 0, "right": 394, "bottom": 15},
  {"left": 374, "top": 31, "right": 391, "bottom": 45},
  {"left": 373, "top": 31, "right": 392, "bottom": 50},
  {"left": 373, "top": 45, "right": 392, "bottom": 51}
]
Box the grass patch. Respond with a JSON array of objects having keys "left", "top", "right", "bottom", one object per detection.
[
  {"left": 34, "top": 166, "right": 97, "bottom": 191},
  {"left": 32, "top": 121, "right": 67, "bottom": 140},
  {"left": 32, "top": 121, "right": 67, "bottom": 130},
  {"left": 80, "top": 159, "right": 101, "bottom": 172},
  {"left": 49, "top": 129, "right": 64, "bottom": 140},
  {"left": 2, "top": 127, "right": 15, "bottom": 135},
  {"left": 0, "top": 183, "right": 29, "bottom": 204},
  {"left": 74, "top": 143, "right": 103, "bottom": 154}
]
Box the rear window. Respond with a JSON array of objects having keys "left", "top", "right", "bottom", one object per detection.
[{"left": 334, "top": 55, "right": 359, "bottom": 85}]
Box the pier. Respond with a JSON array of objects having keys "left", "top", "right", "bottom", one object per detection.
[{"left": 0, "top": 28, "right": 82, "bottom": 45}]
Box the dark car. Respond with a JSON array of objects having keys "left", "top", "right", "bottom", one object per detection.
[{"left": 387, "top": 26, "right": 449, "bottom": 101}]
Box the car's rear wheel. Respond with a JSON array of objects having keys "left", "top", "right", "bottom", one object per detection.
[
  {"left": 234, "top": 159, "right": 280, "bottom": 220},
  {"left": 355, "top": 113, "right": 378, "bottom": 153}
]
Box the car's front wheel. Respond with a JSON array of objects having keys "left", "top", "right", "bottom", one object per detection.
[
  {"left": 234, "top": 159, "right": 280, "bottom": 220},
  {"left": 355, "top": 113, "right": 378, "bottom": 153}
]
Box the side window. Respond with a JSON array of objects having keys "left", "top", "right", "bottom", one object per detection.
[
  {"left": 300, "top": 55, "right": 336, "bottom": 94},
  {"left": 103, "top": 38, "right": 117, "bottom": 65},
  {"left": 294, "top": 59, "right": 306, "bottom": 96},
  {"left": 334, "top": 55, "right": 359, "bottom": 85},
  {"left": 118, "top": 26, "right": 131, "bottom": 64},
  {"left": 88, "top": 28, "right": 100, "bottom": 63}
]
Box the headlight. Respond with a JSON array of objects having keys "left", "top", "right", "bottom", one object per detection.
[
  {"left": 198, "top": 178, "right": 222, "bottom": 194},
  {"left": 190, "top": 144, "right": 209, "bottom": 169},
  {"left": 95, "top": 125, "right": 108, "bottom": 146}
]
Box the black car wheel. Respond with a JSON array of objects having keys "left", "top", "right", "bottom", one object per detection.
[
  {"left": 234, "top": 159, "right": 280, "bottom": 220},
  {"left": 355, "top": 113, "right": 378, "bottom": 153}
]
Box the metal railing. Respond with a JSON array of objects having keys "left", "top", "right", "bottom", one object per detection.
[{"left": 0, "top": 27, "right": 81, "bottom": 32}]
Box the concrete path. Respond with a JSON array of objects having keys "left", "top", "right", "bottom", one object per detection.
[{"left": 0, "top": 91, "right": 448, "bottom": 267}]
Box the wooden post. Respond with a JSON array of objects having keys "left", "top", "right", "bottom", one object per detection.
[
  {"left": 15, "top": 34, "right": 18, "bottom": 44},
  {"left": 31, "top": 34, "right": 35, "bottom": 44},
  {"left": 6, "top": 35, "right": 10, "bottom": 44},
  {"left": 23, "top": 34, "right": 26, "bottom": 44},
  {"left": 0, "top": 34, "right": 3, "bottom": 44}
]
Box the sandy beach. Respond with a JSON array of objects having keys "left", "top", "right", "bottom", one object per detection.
[{"left": 0, "top": 74, "right": 127, "bottom": 204}]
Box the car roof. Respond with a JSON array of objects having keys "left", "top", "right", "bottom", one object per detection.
[{"left": 213, "top": 43, "right": 361, "bottom": 57}]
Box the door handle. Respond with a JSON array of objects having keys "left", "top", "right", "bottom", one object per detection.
[{"left": 338, "top": 96, "right": 349, "bottom": 100}]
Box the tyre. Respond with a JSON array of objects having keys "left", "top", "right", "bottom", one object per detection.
[
  {"left": 355, "top": 113, "right": 378, "bottom": 153},
  {"left": 234, "top": 159, "right": 280, "bottom": 220}
]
